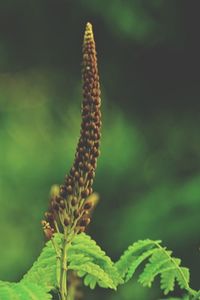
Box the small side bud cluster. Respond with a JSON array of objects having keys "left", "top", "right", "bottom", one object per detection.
[
  {"left": 42, "top": 22, "right": 101, "bottom": 237},
  {"left": 41, "top": 220, "right": 54, "bottom": 240}
]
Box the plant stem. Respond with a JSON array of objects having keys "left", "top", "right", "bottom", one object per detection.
[
  {"left": 60, "top": 232, "right": 68, "bottom": 300},
  {"left": 51, "top": 237, "right": 61, "bottom": 288}
]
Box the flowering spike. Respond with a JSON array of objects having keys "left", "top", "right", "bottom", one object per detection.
[{"left": 43, "top": 22, "right": 101, "bottom": 236}]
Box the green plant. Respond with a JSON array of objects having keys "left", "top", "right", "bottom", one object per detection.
[{"left": 0, "top": 22, "right": 199, "bottom": 300}]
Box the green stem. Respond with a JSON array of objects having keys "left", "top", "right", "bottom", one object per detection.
[
  {"left": 59, "top": 229, "right": 76, "bottom": 300},
  {"left": 60, "top": 233, "right": 68, "bottom": 300},
  {"left": 51, "top": 237, "right": 61, "bottom": 288}
]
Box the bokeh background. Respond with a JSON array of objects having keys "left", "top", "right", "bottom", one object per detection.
[{"left": 0, "top": 1, "right": 200, "bottom": 299}]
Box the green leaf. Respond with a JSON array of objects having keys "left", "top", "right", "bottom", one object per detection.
[
  {"left": 70, "top": 262, "right": 116, "bottom": 289},
  {"left": 139, "top": 249, "right": 175, "bottom": 287},
  {"left": 21, "top": 235, "right": 59, "bottom": 291},
  {"left": 68, "top": 233, "right": 123, "bottom": 289},
  {"left": 0, "top": 281, "right": 52, "bottom": 300},
  {"left": 160, "top": 269, "right": 176, "bottom": 294},
  {"left": 20, "top": 234, "right": 193, "bottom": 296},
  {"left": 116, "top": 239, "right": 191, "bottom": 295},
  {"left": 22, "top": 233, "right": 122, "bottom": 291},
  {"left": 175, "top": 268, "right": 190, "bottom": 290},
  {"left": 115, "top": 239, "right": 161, "bottom": 280}
]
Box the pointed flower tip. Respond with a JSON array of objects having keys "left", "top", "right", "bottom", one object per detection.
[
  {"left": 86, "top": 22, "right": 92, "bottom": 30},
  {"left": 84, "top": 22, "right": 94, "bottom": 44}
]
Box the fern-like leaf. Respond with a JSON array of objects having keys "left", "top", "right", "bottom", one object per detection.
[
  {"left": 21, "top": 234, "right": 59, "bottom": 291},
  {"left": 160, "top": 269, "right": 176, "bottom": 294},
  {"left": 116, "top": 239, "right": 191, "bottom": 295},
  {"left": 69, "top": 262, "right": 116, "bottom": 289},
  {"left": 19, "top": 235, "right": 197, "bottom": 296},
  {"left": 115, "top": 239, "right": 161, "bottom": 281},
  {"left": 22, "top": 233, "right": 122, "bottom": 292},
  {"left": 0, "top": 281, "right": 52, "bottom": 300},
  {"left": 69, "top": 233, "right": 123, "bottom": 289},
  {"left": 139, "top": 249, "right": 176, "bottom": 287}
]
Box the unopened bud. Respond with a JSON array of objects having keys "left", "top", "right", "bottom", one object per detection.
[
  {"left": 66, "top": 185, "right": 73, "bottom": 194},
  {"left": 84, "top": 152, "right": 89, "bottom": 160},
  {"left": 79, "top": 177, "right": 84, "bottom": 186},
  {"left": 44, "top": 212, "right": 54, "bottom": 222},
  {"left": 60, "top": 185, "right": 67, "bottom": 198},
  {"left": 41, "top": 220, "right": 54, "bottom": 240},
  {"left": 52, "top": 203, "right": 59, "bottom": 211},
  {"left": 80, "top": 217, "right": 91, "bottom": 227},
  {"left": 79, "top": 161, "right": 84, "bottom": 169},
  {"left": 86, "top": 162, "right": 92, "bottom": 172},
  {"left": 50, "top": 184, "right": 60, "bottom": 199},
  {"left": 64, "top": 218, "right": 70, "bottom": 227},
  {"left": 74, "top": 171, "right": 80, "bottom": 179},
  {"left": 44, "top": 228, "right": 54, "bottom": 240},
  {"left": 81, "top": 189, "right": 89, "bottom": 198},
  {"left": 71, "top": 196, "right": 78, "bottom": 206},
  {"left": 59, "top": 200, "right": 65, "bottom": 209},
  {"left": 84, "top": 201, "right": 93, "bottom": 210},
  {"left": 70, "top": 167, "right": 76, "bottom": 176},
  {"left": 87, "top": 171, "right": 94, "bottom": 179}
]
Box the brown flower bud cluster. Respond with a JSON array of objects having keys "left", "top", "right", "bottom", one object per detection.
[
  {"left": 41, "top": 220, "right": 54, "bottom": 240},
  {"left": 42, "top": 23, "right": 101, "bottom": 237}
]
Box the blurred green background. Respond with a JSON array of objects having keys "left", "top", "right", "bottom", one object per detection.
[{"left": 0, "top": 1, "right": 199, "bottom": 299}]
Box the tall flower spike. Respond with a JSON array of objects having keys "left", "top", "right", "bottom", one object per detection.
[{"left": 43, "top": 22, "right": 101, "bottom": 236}]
